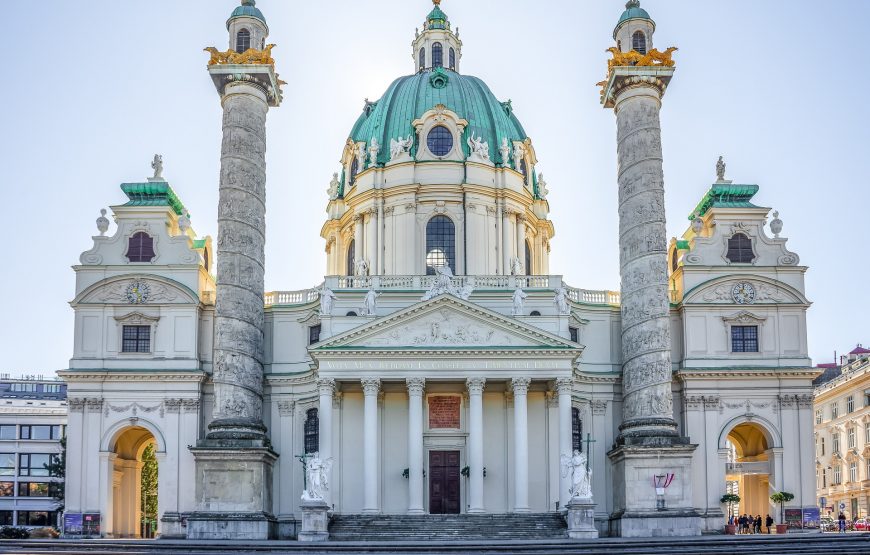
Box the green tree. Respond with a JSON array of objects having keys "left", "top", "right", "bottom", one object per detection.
[
  {"left": 770, "top": 491, "right": 795, "bottom": 524},
  {"left": 140, "top": 443, "right": 158, "bottom": 535},
  {"left": 45, "top": 436, "right": 66, "bottom": 512}
]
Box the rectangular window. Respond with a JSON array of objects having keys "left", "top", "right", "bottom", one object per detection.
[
  {"left": 308, "top": 324, "right": 321, "bottom": 345},
  {"left": 0, "top": 511, "right": 11, "bottom": 526},
  {"left": 850, "top": 428, "right": 857, "bottom": 449},
  {"left": 18, "top": 454, "right": 56, "bottom": 477},
  {"left": 17, "top": 482, "right": 56, "bottom": 497},
  {"left": 122, "top": 325, "right": 151, "bottom": 353},
  {"left": 569, "top": 327, "right": 579, "bottom": 343},
  {"left": 19, "top": 511, "right": 55, "bottom": 527},
  {"left": 834, "top": 465, "right": 842, "bottom": 485},
  {"left": 815, "top": 409, "right": 822, "bottom": 424},
  {"left": 833, "top": 433, "right": 840, "bottom": 453},
  {"left": 42, "top": 384, "right": 61, "bottom": 394},
  {"left": 20, "top": 425, "right": 62, "bottom": 441},
  {"left": 848, "top": 396, "right": 855, "bottom": 413},
  {"left": 851, "top": 462, "right": 858, "bottom": 483},
  {"left": 867, "top": 460, "right": 870, "bottom": 480},
  {"left": 0, "top": 454, "right": 13, "bottom": 476},
  {"left": 731, "top": 326, "right": 759, "bottom": 353},
  {"left": 10, "top": 383, "right": 36, "bottom": 393},
  {"left": 865, "top": 425, "right": 870, "bottom": 445},
  {"left": 832, "top": 402, "right": 839, "bottom": 420},
  {"left": 0, "top": 426, "right": 15, "bottom": 440},
  {"left": 821, "top": 437, "right": 825, "bottom": 456},
  {"left": 0, "top": 482, "right": 13, "bottom": 496}
]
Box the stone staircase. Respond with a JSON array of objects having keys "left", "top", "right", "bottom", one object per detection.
[{"left": 328, "top": 512, "right": 568, "bottom": 542}]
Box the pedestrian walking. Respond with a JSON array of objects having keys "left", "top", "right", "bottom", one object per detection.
[
  {"left": 765, "top": 514, "right": 773, "bottom": 534},
  {"left": 754, "top": 514, "right": 762, "bottom": 534},
  {"left": 839, "top": 512, "right": 847, "bottom": 533}
]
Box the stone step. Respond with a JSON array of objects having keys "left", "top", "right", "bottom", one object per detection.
[{"left": 328, "top": 513, "right": 567, "bottom": 542}]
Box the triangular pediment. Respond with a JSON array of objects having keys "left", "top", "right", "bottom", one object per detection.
[{"left": 311, "top": 294, "right": 581, "bottom": 353}]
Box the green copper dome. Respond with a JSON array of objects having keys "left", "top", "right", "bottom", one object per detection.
[
  {"left": 427, "top": 5, "right": 448, "bottom": 30},
  {"left": 349, "top": 69, "right": 528, "bottom": 168},
  {"left": 227, "top": 0, "right": 266, "bottom": 28},
  {"left": 617, "top": 0, "right": 652, "bottom": 27}
]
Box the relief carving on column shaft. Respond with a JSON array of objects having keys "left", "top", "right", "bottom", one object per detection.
[
  {"left": 361, "top": 377, "right": 381, "bottom": 396},
  {"left": 466, "top": 377, "right": 486, "bottom": 395},
  {"left": 623, "top": 382, "right": 673, "bottom": 420},
  {"left": 511, "top": 377, "right": 532, "bottom": 395},
  {"left": 621, "top": 358, "right": 670, "bottom": 395},
  {"left": 406, "top": 377, "right": 426, "bottom": 397}
]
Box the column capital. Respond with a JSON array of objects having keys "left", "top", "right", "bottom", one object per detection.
[
  {"left": 353, "top": 214, "right": 362, "bottom": 224},
  {"left": 406, "top": 377, "right": 426, "bottom": 397},
  {"left": 511, "top": 377, "right": 532, "bottom": 394},
  {"left": 316, "top": 378, "right": 336, "bottom": 396},
  {"left": 466, "top": 377, "right": 486, "bottom": 395},
  {"left": 361, "top": 377, "right": 381, "bottom": 396},
  {"left": 555, "top": 377, "right": 574, "bottom": 395}
]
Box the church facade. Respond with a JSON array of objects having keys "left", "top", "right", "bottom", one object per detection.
[{"left": 60, "top": 0, "right": 817, "bottom": 540}]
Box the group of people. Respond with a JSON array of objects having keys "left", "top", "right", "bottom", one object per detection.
[{"left": 729, "top": 514, "right": 774, "bottom": 534}]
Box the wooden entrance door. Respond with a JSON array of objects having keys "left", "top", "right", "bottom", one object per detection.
[{"left": 429, "top": 450, "right": 460, "bottom": 514}]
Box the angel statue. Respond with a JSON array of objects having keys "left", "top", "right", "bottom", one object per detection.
[
  {"left": 319, "top": 285, "right": 337, "bottom": 315},
  {"left": 354, "top": 258, "right": 369, "bottom": 277},
  {"left": 467, "top": 131, "right": 490, "bottom": 160},
  {"left": 389, "top": 136, "right": 413, "bottom": 160},
  {"left": 368, "top": 138, "right": 381, "bottom": 167},
  {"left": 151, "top": 154, "right": 163, "bottom": 180},
  {"left": 301, "top": 453, "right": 334, "bottom": 502},
  {"left": 327, "top": 173, "right": 341, "bottom": 200},
  {"left": 423, "top": 264, "right": 459, "bottom": 300},
  {"left": 560, "top": 450, "right": 592, "bottom": 500}
]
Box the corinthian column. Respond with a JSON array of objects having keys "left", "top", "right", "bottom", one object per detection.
[
  {"left": 555, "top": 377, "right": 574, "bottom": 508},
  {"left": 466, "top": 377, "right": 486, "bottom": 513},
  {"left": 406, "top": 378, "right": 425, "bottom": 515},
  {"left": 511, "top": 377, "right": 531, "bottom": 513},
  {"left": 361, "top": 377, "right": 381, "bottom": 514}
]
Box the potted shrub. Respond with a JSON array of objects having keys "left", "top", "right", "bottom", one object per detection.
[
  {"left": 720, "top": 493, "right": 741, "bottom": 534},
  {"left": 770, "top": 491, "right": 795, "bottom": 534}
]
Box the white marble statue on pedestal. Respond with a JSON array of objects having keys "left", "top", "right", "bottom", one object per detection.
[
  {"left": 327, "top": 173, "right": 340, "bottom": 200},
  {"left": 467, "top": 131, "right": 490, "bottom": 162},
  {"left": 151, "top": 154, "right": 163, "bottom": 180},
  {"left": 389, "top": 136, "right": 413, "bottom": 161},
  {"left": 423, "top": 265, "right": 474, "bottom": 300},
  {"left": 362, "top": 288, "right": 379, "bottom": 316},
  {"left": 554, "top": 285, "right": 570, "bottom": 315},
  {"left": 354, "top": 258, "right": 369, "bottom": 277},
  {"left": 561, "top": 451, "right": 592, "bottom": 500},
  {"left": 499, "top": 138, "right": 511, "bottom": 166},
  {"left": 368, "top": 138, "right": 380, "bottom": 167},
  {"left": 301, "top": 454, "right": 334, "bottom": 502},
  {"left": 538, "top": 173, "right": 549, "bottom": 200},
  {"left": 512, "top": 288, "right": 527, "bottom": 316},
  {"left": 356, "top": 143, "right": 367, "bottom": 172},
  {"left": 319, "top": 285, "right": 337, "bottom": 315},
  {"left": 510, "top": 257, "right": 523, "bottom": 276}
]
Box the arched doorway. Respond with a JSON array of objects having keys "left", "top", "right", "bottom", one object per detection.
[
  {"left": 110, "top": 426, "right": 158, "bottom": 538},
  {"left": 725, "top": 422, "right": 773, "bottom": 521}
]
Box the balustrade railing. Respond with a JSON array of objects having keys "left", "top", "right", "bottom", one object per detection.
[{"left": 265, "top": 275, "right": 621, "bottom": 307}]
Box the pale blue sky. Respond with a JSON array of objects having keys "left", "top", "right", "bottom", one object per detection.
[{"left": 2, "top": 0, "right": 866, "bottom": 372}]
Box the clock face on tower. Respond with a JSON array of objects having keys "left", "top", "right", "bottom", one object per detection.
[
  {"left": 125, "top": 280, "right": 151, "bottom": 304},
  {"left": 731, "top": 282, "right": 756, "bottom": 304}
]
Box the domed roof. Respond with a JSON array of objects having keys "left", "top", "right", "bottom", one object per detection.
[
  {"left": 227, "top": 0, "right": 266, "bottom": 28},
  {"left": 617, "top": 0, "right": 652, "bottom": 26},
  {"left": 348, "top": 69, "right": 528, "bottom": 168}
]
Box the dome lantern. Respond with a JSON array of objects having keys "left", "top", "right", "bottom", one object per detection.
[
  {"left": 413, "top": 0, "right": 463, "bottom": 73},
  {"left": 227, "top": 0, "right": 269, "bottom": 53},
  {"left": 613, "top": 0, "right": 656, "bottom": 54}
]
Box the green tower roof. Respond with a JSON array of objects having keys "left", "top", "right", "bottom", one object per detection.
[
  {"left": 120, "top": 182, "right": 187, "bottom": 216},
  {"left": 227, "top": 0, "right": 266, "bottom": 29},
  {"left": 427, "top": 5, "right": 448, "bottom": 30},
  {"left": 617, "top": 0, "right": 652, "bottom": 26},
  {"left": 348, "top": 70, "right": 528, "bottom": 169},
  {"left": 689, "top": 184, "right": 761, "bottom": 220}
]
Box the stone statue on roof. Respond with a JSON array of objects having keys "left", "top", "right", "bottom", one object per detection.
[
  {"left": 327, "top": 173, "right": 340, "bottom": 200},
  {"left": 716, "top": 156, "right": 726, "bottom": 182},
  {"left": 151, "top": 154, "right": 163, "bottom": 180}
]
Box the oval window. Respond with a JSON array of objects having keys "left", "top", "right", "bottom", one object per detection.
[{"left": 427, "top": 126, "right": 453, "bottom": 157}]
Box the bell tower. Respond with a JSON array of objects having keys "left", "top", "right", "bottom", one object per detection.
[
  {"left": 600, "top": 1, "right": 701, "bottom": 537},
  {"left": 187, "top": 0, "right": 283, "bottom": 541}
]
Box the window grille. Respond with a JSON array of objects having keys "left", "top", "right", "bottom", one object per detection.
[
  {"left": 449, "top": 47, "right": 456, "bottom": 70},
  {"left": 304, "top": 409, "right": 319, "bottom": 454},
  {"left": 122, "top": 325, "right": 151, "bottom": 353},
  {"left": 309, "top": 325, "right": 321, "bottom": 345},
  {"left": 847, "top": 395, "right": 854, "bottom": 413},
  {"left": 730, "top": 325, "right": 758, "bottom": 352},
  {"left": 419, "top": 48, "right": 425, "bottom": 69},
  {"left": 236, "top": 29, "right": 251, "bottom": 52},
  {"left": 426, "top": 126, "right": 453, "bottom": 156},
  {"left": 632, "top": 31, "right": 647, "bottom": 54},
  {"left": 726, "top": 233, "right": 754, "bottom": 263},
  {"left": 346, "top": 240, "right": 355, "bottom": 276},
  {"left": 127, "top": 232, "right": 155, "bottom": 262},
  {"left": 425, "top": 216, "right": 456, "bottom": 275},
  {"left": 432, "top": 42, "right": 443, "bottom": 68},
  {"left": 525, "top": 241, "right": 532, "bottom": 276},
  {"left": 572, "top": 407, "right": 582, "bottom": 453},
  {"left": 832, "top": 402, "right": 839, "bottom": 419}
]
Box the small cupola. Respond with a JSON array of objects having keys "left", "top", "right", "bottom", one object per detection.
[
  {"left": 613, "top": 0, "right": 656, "bottom": 54},
  {"left": 227, "top": 0, "right": 269, "bottom": 53},
  {"left": 412, "top": 0, "right": 463, "bottom": 73}
]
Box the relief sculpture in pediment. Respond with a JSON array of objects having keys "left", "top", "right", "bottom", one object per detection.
[{"left": 363, "top": 312, "right": 516, "bottom": 347}]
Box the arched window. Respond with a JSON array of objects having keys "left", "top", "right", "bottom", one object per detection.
[
  {"left": 203, "top": 248, "right": 209, "bottom": 272},
  {"left": 427, "top": 125, "right": 453, "bottom": 156},
  {"left": 726, "top": 233, "right": 755, "bottom": 264},
  {"left": 449, "top": 47, "right": 456, "bottom": 70},
  {"left": 236, "top": 28, "right": 251, "bottom": 53},
  {"left": 419, "top": 48, "right": 426, "bottom": 69},
  {"left": 349, "top": 157, "right": 359, "bottom": 185},
  {"left": 632, "top": 31, "right": 647, "bottom": 55},
  {"left": 346, "top": 240, "right": 355, "bottom": 276},
  {"left": 572, "top": 407, "right": 582, "bottom": 453},
  {"left": 304, "top": 408, "right": 319, "bottom": 454},
  {"left": 519, "top": 158, "right": 528, "bottom": 177},
  {"left": 432, "top": 42, "right": 443, "bottom": 68},
  {"left": 530, "top": 311, "right": 541, "bottom": 317},
  {"left": 346, "top": 311, "right": 358, "bottom": 316},
  {"left": 425, "top": 216, "right": 456, "bottom": 275},
  {"left": 525, "top": 240, "right": 532, "bottom": 276},
  {"left": 127, "top": 232, "right": 155, "bottom": 263}
]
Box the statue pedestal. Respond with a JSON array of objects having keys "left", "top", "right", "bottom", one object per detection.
[
  {"left": 298, "top": 500, "right": 331, "bottom": 542},
  {"left": 186, "top": 441, "right": 278, "bottom": 540},
  {"left": 566, "top": 498, "right": 599, "bottom": 539}
]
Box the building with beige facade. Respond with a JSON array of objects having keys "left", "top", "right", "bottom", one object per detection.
[{"left": 814, "top": 347, "right": 870, "bottom": 519}]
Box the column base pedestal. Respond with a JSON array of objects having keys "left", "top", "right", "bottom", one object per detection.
[
  {"left": 298, "top": 500, "right": 330, "bottom": 542},
  {"left": 187, "top": 439, "right": 278, "bottom": 540},
  {"left": 608, "top": 441, "right": 701, "bottom": 538},
  {"left": 566, "top": 498, "right": 599, "bottom": 539}
]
